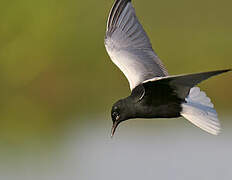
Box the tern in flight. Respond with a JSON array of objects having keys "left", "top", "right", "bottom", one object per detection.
[{"left": 104, "top": 0, "right": 231, "bottom": 137}]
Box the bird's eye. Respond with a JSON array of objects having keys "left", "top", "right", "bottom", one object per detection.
[{"left": 112, "top": 111, "right": 120, "bottom": 121}]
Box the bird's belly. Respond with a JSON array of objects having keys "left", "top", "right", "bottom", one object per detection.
[{"left": 136, "top": 103, "right": 182, "bottom": 119}]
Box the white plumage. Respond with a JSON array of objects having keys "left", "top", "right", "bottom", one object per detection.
[{"left": 181, "top": 87, "right": 220, "bottom": 135}]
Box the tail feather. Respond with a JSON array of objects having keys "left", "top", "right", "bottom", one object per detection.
[{"left": 181, "top": 87, "right": 220, "bottom": 135}]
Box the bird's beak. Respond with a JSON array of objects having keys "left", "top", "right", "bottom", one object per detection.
[{"left": 111, "top": 121, "right": 120, "bottom": 138}]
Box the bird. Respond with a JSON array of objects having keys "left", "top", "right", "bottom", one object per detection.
[{"left": 104, "top": 0, "right": 231, "bottom": 137}]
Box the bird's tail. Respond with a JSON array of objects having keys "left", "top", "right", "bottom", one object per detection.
[{"left": 181, "top": 87, "right": 220, "bottom": 135}]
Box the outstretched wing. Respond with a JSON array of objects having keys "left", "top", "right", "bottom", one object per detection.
[
  {"left": 143, "top": 69, "right": 231, "bottom": 99},
  {"left": 105, "top": 0, "right": 168, "bottom": 90}
]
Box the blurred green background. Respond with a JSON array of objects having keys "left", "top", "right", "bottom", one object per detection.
[{"left": 0, "top": 0, "right": 231, "bottom": 179}]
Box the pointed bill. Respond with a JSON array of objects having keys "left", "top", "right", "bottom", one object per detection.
[{"left": 111, "top": 121, "right": 120, "bottom": 138}]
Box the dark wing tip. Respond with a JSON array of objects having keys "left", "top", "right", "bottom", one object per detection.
[
  {"left": 222, "top": 68, "right": 231, "bottom": 73},
  {"left": 209, "top": 69, "right": 231, "bottom": 75},
  {"left": 107, "top": 0, "right": 132, "bottom": 34}
]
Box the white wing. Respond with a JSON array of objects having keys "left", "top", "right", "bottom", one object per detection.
[
  {"left": 181, "top": 87, "right": 220, "bottom": 135},
  {"left": 105, "top": 0, "right": 168, "bottom": 90}
]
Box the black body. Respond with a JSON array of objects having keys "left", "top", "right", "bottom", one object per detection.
[{"left": 124, "top": 83, "right": 183, "bottom": 119}]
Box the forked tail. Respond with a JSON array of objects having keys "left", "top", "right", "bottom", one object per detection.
[{"left": 181, "top": 87, "right": 220, "bottom": 135}]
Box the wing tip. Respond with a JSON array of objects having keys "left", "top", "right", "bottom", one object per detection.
[
  {"left": 107, "top": 0, "right": 132, "bottom": 33},
  {"left": 215, "top": 68, "right": 231, "bottom": 74}
]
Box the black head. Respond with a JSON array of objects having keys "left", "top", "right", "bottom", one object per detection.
[{"left": 111, "top": 99, "right": 129, "bottom": 137}]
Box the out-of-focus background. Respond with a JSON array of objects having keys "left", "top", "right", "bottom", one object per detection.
[{"left": 0, "top": 0, "right": 231, "bottom": 179}]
